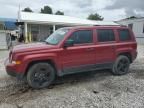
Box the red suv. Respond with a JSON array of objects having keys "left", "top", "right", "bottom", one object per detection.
[{"left": 5, "top": 26, "right": 137, "bottom": 89}]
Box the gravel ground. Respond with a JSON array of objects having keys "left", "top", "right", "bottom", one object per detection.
[{"left": 0, "top": 45, "right": 143, "bottom": 108}]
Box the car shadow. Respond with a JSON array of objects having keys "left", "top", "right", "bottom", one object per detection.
[
  {"left": 50, "top": 69, "right": 112, "bottom": 88},
  {"left": 0, "top": 69, "right": 112, "bottom": 104}
]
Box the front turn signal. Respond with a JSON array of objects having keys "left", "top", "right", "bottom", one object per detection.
[{"left": 12, "top": 61, "right": 21, "bottom": 65}]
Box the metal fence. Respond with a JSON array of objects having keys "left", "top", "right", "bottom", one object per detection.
[{"left": 136, "top": 37, "right": 144, "bottom": 45}]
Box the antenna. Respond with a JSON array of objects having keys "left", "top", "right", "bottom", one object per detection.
[{"left": 18, "top": 4, "right": 21, "bottom": 22}]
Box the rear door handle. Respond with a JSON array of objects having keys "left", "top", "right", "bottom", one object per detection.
[{"left": 86, "top": 48, "right": 95, "bottom": 51}]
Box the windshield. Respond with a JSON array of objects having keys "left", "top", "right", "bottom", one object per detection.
[{"left": 45, "top": 28, "right": 69, "bottom": 45}]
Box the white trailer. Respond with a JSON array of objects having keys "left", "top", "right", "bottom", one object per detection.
[
  {"left": 116, "top": 18, "right": 144, "bottom": 44},
  {"left": 0, "top": 31, "right": 7, "bottom": 49}
]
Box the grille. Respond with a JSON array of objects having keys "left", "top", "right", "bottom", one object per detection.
[{"left": 9, "top": 51, "right": 12, "bottom": 63}]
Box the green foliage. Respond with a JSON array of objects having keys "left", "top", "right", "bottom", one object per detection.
[
  {"left": 87, "top": 13, "right": 104, "bottom": 21},
  {"left": 126, "top": 16, "right": 137, "bottom": 19},
  {"left": 22, "top": 7, "right": 33, "bottom": 12},
  {"left": 55, "top": 11, "right": 64, "bottom": 15},
  {"left": 41, "top": 6, "right": 53, "bottom": 14}
]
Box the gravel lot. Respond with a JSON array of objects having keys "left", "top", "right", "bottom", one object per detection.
[{"left": 0, "top": 45, "right": 143, "bottom": 108}]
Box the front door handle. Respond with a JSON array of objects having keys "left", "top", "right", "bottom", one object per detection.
[{"left": 86, "top": 48, "right": 95, "bottom": 51}]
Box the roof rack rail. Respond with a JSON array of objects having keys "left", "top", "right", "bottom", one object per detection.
[{"left": 94, "top": 25, "right": 127, "bottom": 27}]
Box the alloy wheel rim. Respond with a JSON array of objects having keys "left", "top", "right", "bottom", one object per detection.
[
  {"left": 32, "top": 67, "right": 51, "bottom": 87},
  {"left": 117, "top": 59, "right": 129, "bottom": 73}
]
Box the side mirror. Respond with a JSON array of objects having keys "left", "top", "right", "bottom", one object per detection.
[{"left": 64, "top": 40, "right": 74, "bottom": 48}]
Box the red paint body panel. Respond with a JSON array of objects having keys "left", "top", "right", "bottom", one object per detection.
[{"left": 5, "top": 26, "right": 137, "bottom": 78}]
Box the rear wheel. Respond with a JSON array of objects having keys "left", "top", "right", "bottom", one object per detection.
[
  {"left": 112, "top": 55, "right": 130, "bottom": 75},
  {"left": 27, "top": 62, "right": 55, "bottom": 89}
]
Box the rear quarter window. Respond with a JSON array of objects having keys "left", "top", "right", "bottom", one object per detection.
[{"left": 118, "top": 29, "right": 131, "bottom": 41}]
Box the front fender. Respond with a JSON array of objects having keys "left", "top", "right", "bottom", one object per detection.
[{"left": 21, "top": 53, "right": 58, "bottom": 73}]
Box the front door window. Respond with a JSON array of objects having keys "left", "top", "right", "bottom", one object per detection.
[{"left": 68, "top": 30, "right": 93, "bottom": 44}]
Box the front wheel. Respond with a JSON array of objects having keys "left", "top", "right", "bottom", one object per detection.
[
  {"left": 112, "top": 55, "right": 130, "bottom": 75},
  {"left": 27, "top": 63, "right": 55, "bottom": 89}
]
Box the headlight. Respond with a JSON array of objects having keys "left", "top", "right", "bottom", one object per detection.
[{"left": 9, "top": 50, "right": 21, "bottom": 65}]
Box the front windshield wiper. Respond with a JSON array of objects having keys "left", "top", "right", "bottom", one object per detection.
[
  {"left": 44, "top": 40, "right": 51, "bottom": 44},
  {"left": 44, "top": 40, "right": 56, "bottom": 45}
]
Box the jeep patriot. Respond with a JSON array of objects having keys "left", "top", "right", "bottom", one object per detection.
[{"left": 5, "top": 26, "right": 137, "bottom": 89}]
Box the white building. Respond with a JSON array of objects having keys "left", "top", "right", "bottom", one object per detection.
[
  {"left": 116, "top": 17, "right": 144, "bottom": 44},
  {"left": 18, "top": 12, "right": 118, "bottom": 43}
]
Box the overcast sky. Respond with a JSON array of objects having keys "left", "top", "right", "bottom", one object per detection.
[{"left": 0, "top": 0, "right": 143, "bottom": 21}]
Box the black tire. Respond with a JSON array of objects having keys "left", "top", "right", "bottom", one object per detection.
[
  {"left": 27, "top": 62, "right": 55, "bottom": 89},
  {"left": 112, "top": 55, "right": 130, "bottom": 75}
]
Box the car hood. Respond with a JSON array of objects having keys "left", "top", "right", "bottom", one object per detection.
[{"left": 12, "top": 42, "right": 57, "bottom": 53}]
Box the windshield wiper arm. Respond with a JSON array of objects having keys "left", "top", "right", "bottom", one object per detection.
[{"left": 45, "top": 40, "right": 50, "bottom": 44}]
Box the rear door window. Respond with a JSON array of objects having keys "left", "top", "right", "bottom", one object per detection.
[{"left": 97, "top": 29, "right": 115, "bottom": 42}]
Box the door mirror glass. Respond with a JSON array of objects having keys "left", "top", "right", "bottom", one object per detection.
[{"left": 64, "top": 39, "right": 74, "bottom": 48}]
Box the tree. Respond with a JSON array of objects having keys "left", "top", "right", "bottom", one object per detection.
[
  {"left": 126, "top": 16, "right": 137, "bottom": 20},
  {"left": 41, "top": 6, "right": 53, "bottom": 14},
  {"left": 55, "top": 11, "right": 64, "bottom": 15},
  {"left": 22, "top": 7, "right": 33, "bottom": 12},
  {"left": 87, "top": 13, "right": 104, "bottom": 21}
]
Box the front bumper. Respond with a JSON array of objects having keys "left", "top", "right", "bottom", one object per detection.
[{"left": 4, "top": 58, "right": 24, "bottom": 80}]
